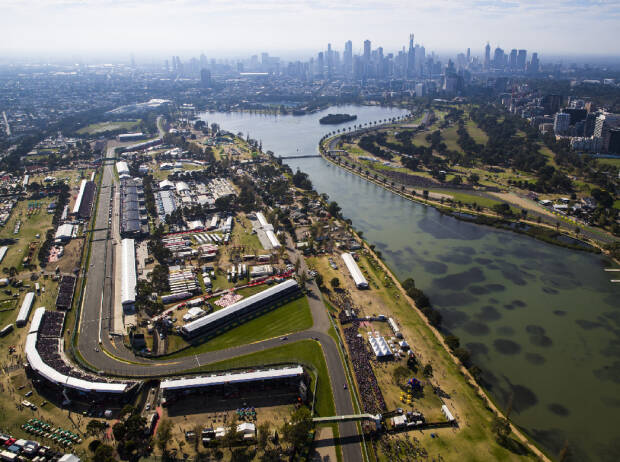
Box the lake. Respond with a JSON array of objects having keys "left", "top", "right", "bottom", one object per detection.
[{"left": 201, "top": 105, "right": 620, "bottom": 461}]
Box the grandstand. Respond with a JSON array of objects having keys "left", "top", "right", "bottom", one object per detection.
[
  {"left": 55, "top": 276, "right": 76, "bottom": 311},
  {"left": 180, "top": 279, "right": 300, "bottom": 339},
  {"left": 160, "top": 365, "right": 307, "bottom": 406},
  {"left": 25, "top": 308, "right": 136, "bottom": 398},
  {"left": 72, "top": 180, "right": 96, "bottom": 219}
]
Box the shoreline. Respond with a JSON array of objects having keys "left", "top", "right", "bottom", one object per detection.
[{"left": 318, "top": 135, "right": 617, "bottom": 260}]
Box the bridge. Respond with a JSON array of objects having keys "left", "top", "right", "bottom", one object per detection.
[
  {"left": 277, "top": 155, "right": 322, "bottom": 159},
  {"left": 313, "top": 414, "right": 381, "bottom": 424}
]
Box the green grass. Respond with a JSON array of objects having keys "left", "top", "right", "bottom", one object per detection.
[
  {"left": 464, "top": 119, "right": 488, "bottom": 144},
  {"left": 0, "top": 198, "right": 55, "bottom": 272},
  {"left": 597, "top": 157, "right": 620, "bottom": 168},
  {"left": 166, "top": 296, "right": 313, "bottom": 358},
  {"left": 185, "top": 339, "right": 335, "bottom": 416},
  {"left": 441, "top": 125, "right": 464, "bottom": 153},
  {"left": 76, "top": 120, "right": 141, "bottom": 135},
  {"left": 435, "top": 190, "right": 502, "bottom": 209}
]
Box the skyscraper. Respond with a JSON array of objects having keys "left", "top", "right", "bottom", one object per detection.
[
  {"left": 528, "top": 52, "right": 540, "bottom": 74},
  {"left": 484, "top": 43, "right": 491, "bottom": 70},
  {"left": 317, "top": 51, "right": 324, "bottom": 78},
  {"left": 363, "top": 40, "right": 371, "bottom": 62},
  {"left": 200, "top": 68, "right": 211, "bottom": 87},
  {"left": 407, "top": 34, "right": 415, "bottom": 78},
  {"left": 344, "top": 40, "right": 353, "bottom": 77},
  {"left": 509, "top": 49, "right": 517, "bottom": 69},
  {"left": 517, "top": 50, "right": 527, "bottom": 70},
  {"left": 327, "top": 43, "right": 333, "bottom": 79},
  {"left": 493, "top": 47, "right": 505, "bottom": 69}
]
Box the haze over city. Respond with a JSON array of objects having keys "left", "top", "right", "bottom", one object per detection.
[
  {"left": 0, "top": 1, "right": 618, "bottom": 462},
  {"left": 2, "top": 0, "right": 620, "bottom": 57}
]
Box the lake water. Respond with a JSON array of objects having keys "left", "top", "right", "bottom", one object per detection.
[{"left": 201, "top": 105, "right": 620, "bottom": 461}]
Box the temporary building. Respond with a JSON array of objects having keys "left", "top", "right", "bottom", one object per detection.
[
  {"left": 341, "top": 253, "right": 369, "bottom": 289},
  {"left": 121, "top": 239, "right": 137, "bottom": 307}
]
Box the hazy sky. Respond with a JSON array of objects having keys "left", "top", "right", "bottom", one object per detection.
[{"left": 2, "top": 0, "right": 619, "bottom": 58}]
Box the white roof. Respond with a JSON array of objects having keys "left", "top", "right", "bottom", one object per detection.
[
  {"left": 0, "top": 246, "right": 8, "bottom": 263},
  {"left": 72, "top": 180, "right": 87, "bottom": 214},
  {"left": 265, "top": 229, "right": 281, "bottom": 248},
  {"left": 59, "top": 454, "right": 81, "bottom": 462},
  {"left": 121, "top": 239, "right": 137, "bottom": 305},
  {"left": 368, "top": 334, "right": 392, "bottom": 357},
  {"left": 341, "top": 253, "right": 368, "bottom": 289},
  {"left": 28, "top": 307, "right": 46, "bottom": 334},
  {"left": 16, "top": 292, "right": 35, "bottom": 325},
  {"left": 256, "top": 212, "right": 268, "bottom": 227},
  {"left": 116, "top": 161, "right": 130, "bottom": 176},
  {"left": 55, "top": 223, "right": 76, "bottom": 240},
  {"left": 442, "top": 404, "right": 455, "bottom": 422},
  {"left": 25, "top": 331, "right": 127, "bottom": 393},
  {"left": 160, "top": 366, "right": 303, "bottom": 391},
  {"left": 159, "top": 179, "right": 174, "bottom": 189},
  {"left": 182, "top": 279, "right": 298, "bottom": 335}
]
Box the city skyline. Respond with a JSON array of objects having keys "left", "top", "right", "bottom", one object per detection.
[{"left": 1, "top": 0, "right": 620, "bottom": 56}]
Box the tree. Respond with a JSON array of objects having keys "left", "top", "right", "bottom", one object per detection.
[
  {"left": 330, "top": 277, "right": 340, "bottom": 289},
  {"left": 402, "top": 278, "right": 416, "bottom": 292},
  {"left": 156, "top": 419, "right": 173, "bottom": 454},
  {"left": 327, "top": 201, "right": 341, "bottom": 218},
  {"left": 314, "top": 273, "right": 323, "bottom": 288},
  {"left": 392, "top": 366, "right": 410, "bottom": 387},
  {"left": 423, "top": 363, "right": 433, "bottom": 378},
  {"left": 93, "top": 444, "right": 116, "bottom": 462},
  {"left": 257, "top": 422, "right": 271, "bottom": 452},
  {"left": 468, "top": 173, "right": 480, "bottom": 184},
  {"left": 281, "top": 407, "right": 312, "bottom": 450},
  {"left": 491, "top": 416, "right": 512, "bottom": 444},
  {"left": 445, "top": 334, "right": 460, "bottom": 351}
]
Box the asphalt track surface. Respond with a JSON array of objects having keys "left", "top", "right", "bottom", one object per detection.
[{"left": 75, "top": 141, "right": 363, "bottom": 461}]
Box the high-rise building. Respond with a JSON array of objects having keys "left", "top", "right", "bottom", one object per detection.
[
  {"left": 344, "top": 40, "right": 353, "bottom": 77},
  {"left": 484, "top": 43, "right": 491, "bottom": 70},
  {"left": 509, "top": 49, "right": 517, "bottom": 69},
  {"left": 517, "top": 50, "right": 527, "bottom": 70},
  {"left": 407, "top": 34, "right": 415, "bottom": 78},
  {"left": 200, "top": 53, "right": 208, "bottom": 69},
  {"left": 554, "top": 113, "right": 570, "bottom": 135},
  {"left": 542, "top": 94, "right": 562, "bottom": 115},
  {"left": 594, "top": 112, "right": 620, "bottom": 152},
  {"left": 327, "top": 43, "right": 333, "bottom": 79},
  {"left": 317, "top": 52, "right": 324, "bottom": 78},
  {"left": 493, "top": 47, "right": 505, "bottom": 69},
  {"left": 363, "top": 40, "right": 371, "bottom": 62},
  {"left": 200, "top": 69, "right": 211, "bottom": 87},
  {"left": 528, "top": 52, "right": 540, "bottom": 74}
]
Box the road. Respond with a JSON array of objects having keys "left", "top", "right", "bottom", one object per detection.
[
  {"left": 74, "top": 123, "right": 363, "bottom": 461},
  {"left": 325, "top": 132, "right": 616, "bottom": 245}
]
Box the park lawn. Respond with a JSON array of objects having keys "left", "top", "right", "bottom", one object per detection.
[
  {"left": 0, "top": 368, "right": 92, "bottom": 455},
  {"left": 0, "top": 198, "right": 55, "bottom": 272},
  {"left": 465, "top": 119, "right": 489, "bottom": 144},
  {"left": 441, "top": 125, "right": 464, "bottom": 153},
  {"left": 434, "top": 190, "right": 503, "bottom": 209},
  {"left": 597, "top": 157, "right": 620, "bottom": 168},
  {"left": 166, "top": 295, "right": 313, "bottom": 358},
  {"left": 230, "top": 214, "right": 263, "bottom": 251},
  {"left": 76, "top": 120, "right": 141, "bottom": 135},
  {"left": 537, "top": 144, "right": 559, "bottom": 168},
  {"left": 614, "top": 199, "right": 620, "bottom": 210},
  {"left": 412, "top": 131, "right": 431, "bottom": 147},
  {"left": 186, "top": 339, "right": 335, "bottom": 417}
]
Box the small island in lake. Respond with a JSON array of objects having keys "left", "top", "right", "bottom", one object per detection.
[{"left": 319, "top": 113, "right": 357, "bottom": 125}]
